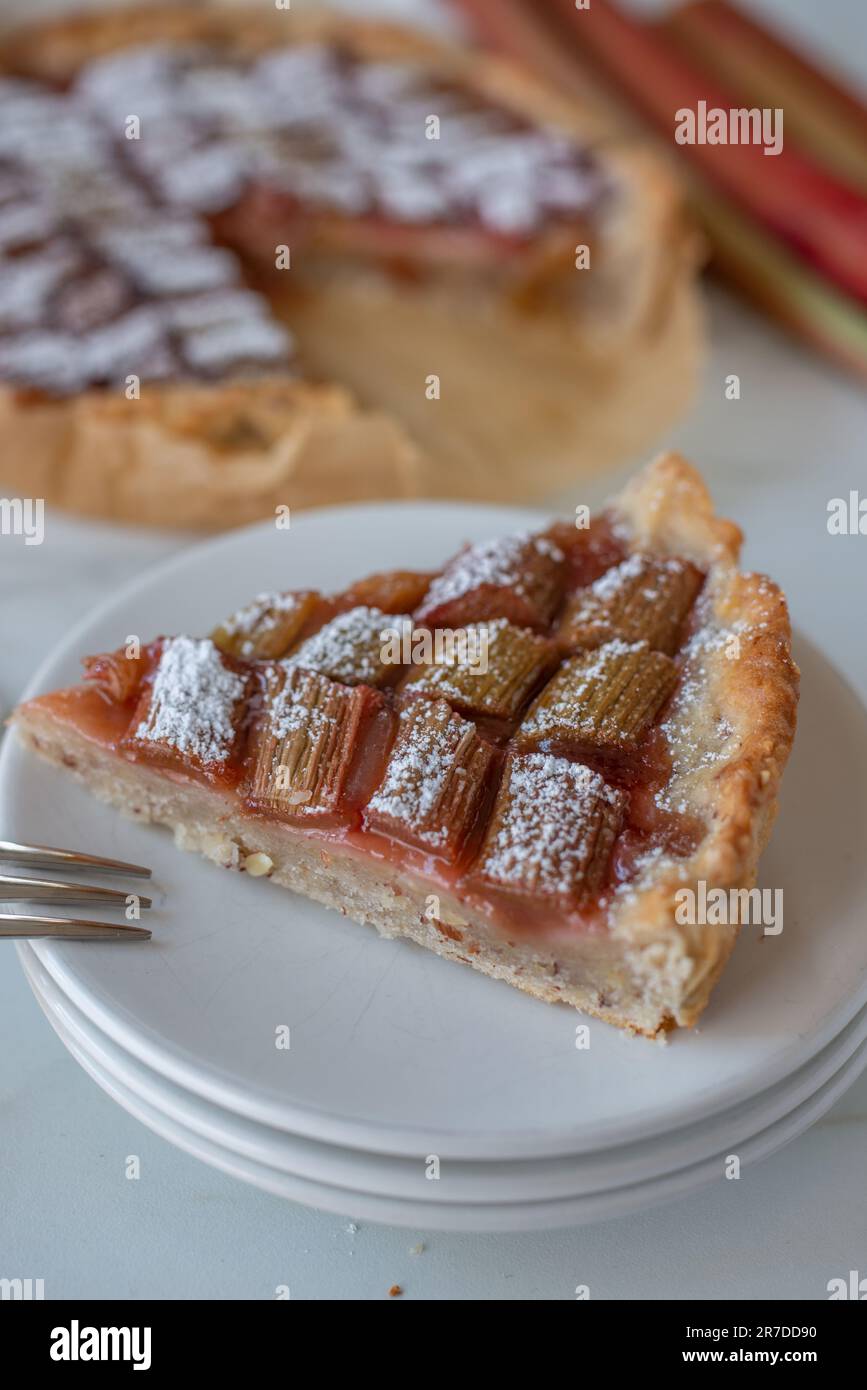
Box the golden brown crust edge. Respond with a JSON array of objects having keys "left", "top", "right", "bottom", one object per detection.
[
  {"left": 0, "top": 378, "right": 424, "bottom": 530},
  {"left": 609, "top": 453, "right": 799, "bottom": 1028}
]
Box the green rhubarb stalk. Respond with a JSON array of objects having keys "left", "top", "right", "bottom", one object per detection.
[{"left": 695, "top": 187, "right": 867, "bottom": 377}]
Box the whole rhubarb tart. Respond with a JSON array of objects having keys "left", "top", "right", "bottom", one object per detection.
[
  {"left": 0, "top": 5, "right": 701, "bottom": 527},
  {"left": 11, "top": 454, "right": 799, "bottom": 1037}
]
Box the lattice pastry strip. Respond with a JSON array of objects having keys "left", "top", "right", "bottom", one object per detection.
[
  {"left": 364, "top": 697, "right": 497, "bottom": 861},
  {"left": 468, "top": 752, "right": 625, "bottom": 906},
  {"left": 559, "top": 552, "right": 703, "bottom": 655},
  {"left": 517, "top": 639, "right": 677, "bottom": 760}
]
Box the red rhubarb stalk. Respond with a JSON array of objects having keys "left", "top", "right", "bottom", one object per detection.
[
  {"left": 542, "top": 0, "right": 867, "bottom": 305},
  {"left": 663, "top": 0, "right": 867, "bottom": 192}
]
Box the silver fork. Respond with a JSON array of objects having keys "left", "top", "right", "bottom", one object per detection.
[{"left": 0, "top": 840, "right": 153, "bottom": 941}]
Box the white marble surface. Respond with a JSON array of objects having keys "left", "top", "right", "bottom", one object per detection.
[{"left": 1, "top": 0, "right": 866, "bottom": 1301}]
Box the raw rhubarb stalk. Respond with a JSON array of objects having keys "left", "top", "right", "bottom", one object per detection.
[
  {"left": 694, "top": 186, "right": 867, "bottom": 379},
  {"left": 663, "top": 0, "right": 867, "bottom": 194},
  {"left": 450, "top": 0, "right": 867, "bottom": 376},
  {"left": 540, "top": 0, "right": 867, "bottom": 305},
  {"left": 449, "top": 0, "right": 631, "bottom": 130}
]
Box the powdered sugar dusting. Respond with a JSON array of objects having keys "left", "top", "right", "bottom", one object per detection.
[
  {"left": 286, "top": 606, "right": 411, "bottom": 686},
  {"left": 0, "top": 78, "right": 293, "bottom": 394},
  {"left": 136, "top": 636, "right": 244, "bottom": 763},
  {"left": 423, "top": 533, "right": 563, "bottom": 611},
  {"left": 419, "top": 617, "right": 508, "bottom": 684},
  {"left": 0, "top": 37, "right": 610, "bottom": 395},
  {"left": 366, "top": 699, "right": 475, "bottom": 849},
  {"left": 221, "top": 591, "right": 305, "bottom": 657},
  {"left": 74, "top": 40, "right": 610, "bottom": 234},
  {"left": 406, "top": 617, "right": 549, "bottom": 720},
  {"left": 182, "top": 315, "right": 291, "bottom": 373},
  {"left": 588, "top": 552, "right": 686, "bottom": 603},
  {"left": 521, "top": 639, "right": 647, "bottom": 742},
  {"left": 269, "top": 669, "right": 335, "bottom": 744},
  {"left": 653, "top": 610, "right": 742, "bottom": 813},
  {"left": 481, "top": 753, "right": 623, "bottom": 897}
]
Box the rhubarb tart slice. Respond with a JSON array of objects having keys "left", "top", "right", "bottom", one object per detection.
[{"left": 11, "top": 454, "right": 798, "bottom": 1037}]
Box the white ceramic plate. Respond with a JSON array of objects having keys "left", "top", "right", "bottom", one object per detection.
[
  {"left": 3, "top": 503, "right": 867, "bottom": 1160},
  {"left": 20, "top": 940, "right": 867, "bottom": 1205},
  {"left": 23, "top": 949, "right": 867, "bottom": 1232}
]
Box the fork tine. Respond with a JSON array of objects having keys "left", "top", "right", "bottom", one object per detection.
[
  {"left": 0, "top": 913, "right": 151, "bottom": 940},
  {"left": 0, "top": 875, "right": 151, "bottom": 908},
  {"left": 0, "top": 840, "right": 152, "bottom": 878}
]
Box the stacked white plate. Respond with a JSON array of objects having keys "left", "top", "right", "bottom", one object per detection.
[{"left": 4, "top": 505, "right": 867, "bottom": 1231}]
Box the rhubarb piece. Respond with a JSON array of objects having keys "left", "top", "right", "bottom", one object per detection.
[
  {"left": 212, "top": 590, "right": 322, "bottom": 660},
  {"left": 364, "top": 698, "right": 497, "bottom": 861},
  {"left": 415, "top": 532, "right": 565, "bottom": 631},
  {"left": 560, "top": 552, "right": 702, "bottom": 654},
  {"left": 336, "top": 570, "right": 434, "bottom": 615},
  {"left": 543, "top": 515, "right": 626, "bottom": 589},
  {"left": 517, "top": 640, "right": 677, "bottom": 760},
  {"left": 468, "top": 752, "right": 625, "bottom": 906},
  {"left": 245, "top": 664, "right": 380, "bottom": 824},
  {"left": 285, "top": 606, "right": 413, "bottom": 687},
  {"left": 83, "top": 646, "right": 151, "bottom": 704},
  {"left": 401, "top": 618, "right": 554, "bottom": 721},
  {"left": 122, "top": 636, "right": 248, "bottom": 781}
]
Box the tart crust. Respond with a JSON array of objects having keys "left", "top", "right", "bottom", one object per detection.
[
  {"left": 605, "top": 454, "right": 799, "bottom": 1028},
  {"left": 0, "top": 5, "right": 703, "bottom": 526},
  {"left": 11, "top": 454, "right": 799, "bottom": 1036},
  {"left": 0, "top": 377, "right": 423, "bottom": 529}
]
